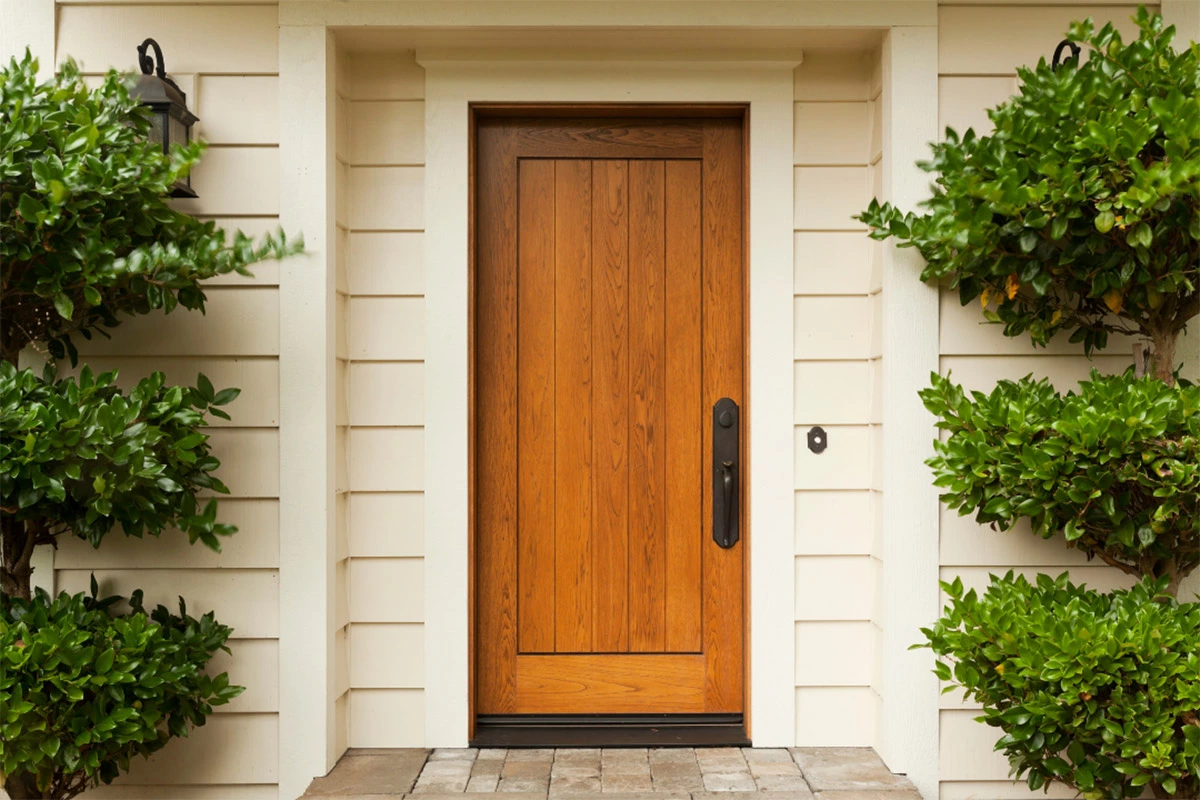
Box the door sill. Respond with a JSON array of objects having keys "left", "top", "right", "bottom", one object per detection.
[{"left": 471, "top": 714, "right": 750, "bottom": 748}]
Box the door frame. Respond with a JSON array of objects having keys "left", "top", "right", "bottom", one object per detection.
[{"left": 421, "top": 58, "right": 798, "bottom": 748}]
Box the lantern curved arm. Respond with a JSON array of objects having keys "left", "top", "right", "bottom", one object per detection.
[
  {"left": 1052, "top": 39, "right": 1082, "bottom": 70},
  {"left": 137, "top": 38, "right": 167, "bottom": 79}
]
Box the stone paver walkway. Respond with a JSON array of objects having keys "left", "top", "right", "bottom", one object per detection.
[{"left": 304, "top": 747, "right": 921, "bottom": 799}]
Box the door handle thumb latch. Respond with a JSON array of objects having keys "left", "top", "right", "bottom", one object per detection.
[{"left": 712, "top": 398, "right": 739, "bottom": 549}]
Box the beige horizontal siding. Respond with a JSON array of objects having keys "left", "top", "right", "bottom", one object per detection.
[
  {"left": 349, "top": 493, "right": 424, "bottom": 557},
  {"left": 939, "top": 5, "right": 1151, "bottom": 75},
  {"left": 75, "top": 288, "right": 280, "bottom": 358},
  {"left": 936, "top": 10, "right": 1162, "bottom": 793},
  {"left": 54, "top": 499, "right": 278, "bottom": 569},
  {"left": 793, "top": 232, "right": 873, "bottom": 295},
  {"left": 349, "top": 689, "right": 424, "bottom": 747},
  {"left": 56, "top": 5, "right": 278, "bottom": 74},
  {"left": 57, "top": 569, "right": 279, "bottom": 638},
  {"left": 793, "top": 52, "right": 881, "bottom": 751},
  {"left": 198, "top": 76, "right": 279, "bottom": 145},
  {"left": 795, "top": 491, "right": 874, "bottom": 556},
  {"left": 794, "top": 166, "right": 871, "bottom": 230},
  {"left": 58, "top": 6, "right": 284, "bottom": 795},
  {"left": 349, "top": 624, "right": 425, "bottom": 688},
  {"left": 795, "top": 686, "right": 879, "bottom": 746},
  {"left": 341, "top": 51, "right": 429, "bottom": 752}
]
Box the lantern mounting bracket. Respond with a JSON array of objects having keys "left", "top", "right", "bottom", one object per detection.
[
  {"left": 137, "top": 38, "right": 183, "bottom": 94},
  {"left": 1051, "top": 39, "right": 1082, "bottom": 70}
]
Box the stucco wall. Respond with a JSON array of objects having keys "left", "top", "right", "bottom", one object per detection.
[
  {"left": 791, "top": 47, "right": 885, "bottom": 750},
  {"left": 52, "top": 3, "right": 283, "bottom": 797}
]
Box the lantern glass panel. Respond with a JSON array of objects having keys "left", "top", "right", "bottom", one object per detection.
[
  {"left": 148, "top": 110, "right": 167, "bottom": 153},
  {"left": 169, "top": 114, "right": 188, "bottom": 150}
]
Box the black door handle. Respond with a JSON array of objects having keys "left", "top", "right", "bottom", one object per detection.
[{"left": 713, "top": 398, "right": 739, "bottom": 548}]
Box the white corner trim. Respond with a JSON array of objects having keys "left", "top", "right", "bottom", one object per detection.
[
  {"left": 1162, "top": 1, "right": 1200, "bottom": 381},
  {"left": 278, "top": 24, "right": 339, "bottom": 800},
  {"left": 878, "top": 24, "right": 941, "bottom": 800},
  {"left": 3, "top": 0, "right": 56, "bottom": 596},
  {"left": 421, "top": 58, "right": 796, "bottom": 747}
]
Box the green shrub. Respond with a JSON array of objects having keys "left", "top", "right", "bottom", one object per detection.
[
  {"left": 0, "top": 363, "right": 239, "bottom": 554},
  {"left": 0, "top": 53, "right": 298, "bottom": 367},
  {"left": 857, "top": 8, "right": 1200, "bottom": 378},
  {"left": 1, "top": 582, "right": 243, "bottom": 799},
  {"left": 923, "top": 369, "right": 1200, "bottom": 595},
  {"left": 924, "top": 573, "right": 1200, "bottom": 800}
]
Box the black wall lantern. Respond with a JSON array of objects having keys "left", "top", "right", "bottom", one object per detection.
[{"left": 133, "top": 38, "right": 198, "bottom": 198}]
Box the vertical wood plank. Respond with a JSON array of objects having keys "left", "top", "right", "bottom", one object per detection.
[
  {"left": 591, "top": 160, "right": 631, "bottom": 652},
  {"left": 628, "top": 159, "right": 667, "bottom": 653},
  {"left": 517, "top": 159, "right": 557, "bottom": 653},
  {"left": 701, "top": 120, "right": 745, "bottom": 710},
  {"left": 554, "top": 159, "right": 593, "bottom": 653},
  {"left": 664, "top": 160, "right": 703, "bottom": 653},
  {"left": 475, "top": 122, "right": 519, "bottom": 712}
]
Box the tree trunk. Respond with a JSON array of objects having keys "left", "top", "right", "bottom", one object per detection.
[
  {"left": 4, "top": 771, "right": 47, "bottom": 799},
  {"left": 1, "top": 514, "right": 34, "bottom": 601},
  {"left": 1149, "top": 326, "right": 1178, "bottom": 387}
]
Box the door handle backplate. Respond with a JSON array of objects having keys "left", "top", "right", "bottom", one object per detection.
[{"left": 712, "top": 397, "right": 739, "bottom": 549}]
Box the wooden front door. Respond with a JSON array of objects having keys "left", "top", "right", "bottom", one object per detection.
[{"left": 475, "top": 113, "right": 744, "bottom": 717}]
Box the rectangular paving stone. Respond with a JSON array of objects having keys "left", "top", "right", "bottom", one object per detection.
[
  {"left": 600, "top": 762, "right": 651, "bottom": 777},
  {"left": 552, "top": 765, "right": 601, "bottom": 779},
  {"left": 694, "top": 793, "right": 814, "bottom": 800},
  {"left": 788, "top": 749, "right": 911, "bottom": 793},
  {"left": 648, "top": 762, "right": 701, "bottom": 780},
  {"left": 742, "top": 748, "right": 793, "bottom": 764},
  {"left": 748, "top": 760, "right": 802, "bottom": 777},
  {"left": 650, "top": 774, "right": 705, "bottom": 792},
  {"left": 413, "top": 782, "right": 469, "bottom": 794},
  {"left": 555, "top": 748, "right": 601, "bottom": 762},
  {"left": 648, "top": 748, "right": 697, "bottom": 764},
  {"left": 471, "top": 760, "right": 504, "bottom": 779},
  {"left": 306, "top": 752, "right": 429, "bottom": 795},
  {"left": 431, "top": 748, "right": 479, "bottom": 761},
  {"left": 754, "top": 774, "right": 812, "bottom": 792},
  {"left": 496, "top": 777, "right": 550, "bottom": 792},
  {"left": 466, "top": 774, "right": 500, "bottom": 793},
  {"left": 811, "top": 792, "right": 920, "bottom": 800},
  {"left": 508, "top": 749, "right": 556, "bottom": 762},
  {"left": 476, "top": 749, "right": 509, "bottom": 762},
  {"left": 410, "top": 794, "right": 546, "bottom": 800},
  {"left": 503, "top": 761, "right": 552, "bottom": 779},
  {"left": 701, "top": 771, "right": 758, "bottom": 792},
  {"left": 552, "top": 794, "right": 689, "bottom": 800},
  {"left": 600, "top": 773, "right": 653, "bottom": 793},
  {"left": 601, "top": 748, "right": 649, "bottom": 761},
  {"left": 548, "top": 776, "right": 603, "bottom": 794}
]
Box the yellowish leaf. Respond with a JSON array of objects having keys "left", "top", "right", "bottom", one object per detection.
[
  {"left": 1005, "top": 273, "right": 1021, "bottom": 300},
  {"left": 1051, "top": 309, "right": 1063, "bottom": 325},
  {"left": 980, "top": 288, "right": 992, "bottom": 309},
  {"left": 1103, "top": 289, "right": 1124, "bottom": 314}
]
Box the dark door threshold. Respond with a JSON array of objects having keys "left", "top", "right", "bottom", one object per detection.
[{"left": 471, "top": 714, "right": 751, "bottom": 748}]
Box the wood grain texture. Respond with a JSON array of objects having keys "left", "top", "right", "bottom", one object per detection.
[
  {"left": 475, "top": 121, "right": 519, "bottom": 713},
  {"left": 591, "top": 159, "right": 631, "bottom": 653},
  {"left": 553, "top": 160, "right": 594, "bottom": 653},
  {"left": 664, "top": 160, "right": 704, "bottom": 654},
  {"left": 517, "top": 159, "right": 556, "bottom": 654},
  {"left": 628, "top": 159, "right": 668, "bottom": 654},
  {"left": 514, "top": 120, "right": 703, "bottom": 159},
  {"left": 514, "top": 654, "right": 705, "bottom": 713},
  {"left": 701, "top": 119, "right": 745, "bottom": 712},
  {"left": 475, "top": 114, "right": 745, "bottom": 716}
]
